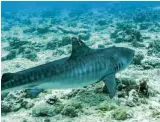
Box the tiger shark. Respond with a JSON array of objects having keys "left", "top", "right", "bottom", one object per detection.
[{"left": 1, "top": 37, "right": 135, "bottom": 98}]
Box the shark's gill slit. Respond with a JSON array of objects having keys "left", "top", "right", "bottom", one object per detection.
[
  {"left": 114, "top": 65, "right": 117, "bottom": 72},
  {"left": 117, "top": 64, "right": 119, "bottom": 71},
  {"left": 118, "top": 63, "right": 121, "bottom": 70},
  {"left": 121, "top": 62, "right": 123, "bottom": 67}
]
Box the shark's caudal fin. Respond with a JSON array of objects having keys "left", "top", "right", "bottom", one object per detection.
[
  {"left": 1, "top": 73, "right": 44, "bottom": 98},
  {"left": 1, "top": 73, "right": 14, "bottom": 88}
]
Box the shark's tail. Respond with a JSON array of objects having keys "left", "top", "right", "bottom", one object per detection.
[
  {"left": 1, "top": 73, "right": 44, "bottom": 99},
  {"left": 1, "top": 73, "right": 14, "bottom": 90}
]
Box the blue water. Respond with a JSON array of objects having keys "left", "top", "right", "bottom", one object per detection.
[
  {"left": 2, "top": 1, "right": 160, "bottom": 24},
  {"left": 2, "top": 1, "right": 160, "bottom": 13}
]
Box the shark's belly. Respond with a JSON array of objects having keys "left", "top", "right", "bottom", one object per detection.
[
  {"left": 47, "top": 66, "right": 107, "bottom": 89},
  {"left": 37, "top": 56, "right": 109, "bottom": 89},
  {"left": 33, "top": 76, "right": 97, "bottom": 90}
]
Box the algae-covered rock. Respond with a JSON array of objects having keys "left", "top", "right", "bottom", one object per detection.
[
  {"left": 11, "top": 102, "right": 21, "bottom": 112},
  {"left": 58, "top": 25, "right": 88, "bottom": 35},
  {"left": 49, "top": 26, "right": 58, "bottom": 33},
  {"left": 32, "top": 103, "right": 63, "bottom": 117},
  {"left": 148, "top": 39, "right": 160, "bottom": 57},
  {"left": 2, "top": 23, "right": 11, "bottom": 31},
  {"left": 57, "top": 26, "right": 78, "bottom": 34},
  {"left": 99, "top": 101, "right": 118, "bottom": 111},
  {"left": 116, "top": 77, "right": 138, "bottom": 91},
  {"left": 46, "top": 38, "right": 59, "bottom": 50},
  {"left": 44, "top": 118, "right": 51, "bottom": 122},
  {"left": 97, "top": 19, "right": 107, "bottom": 26},
  {"left": 5, "top": 90, "right": 26, "bottom": 101},
  {"left": 131, "top": 39, "right": 145, "bottom": 47},
  {"left": 126, "top": 89, "right": 140, "bottom": 107},
  {"left": 31, "top": 42, "right": 46, "bottom": 52},
  {"left": 110, "top": 22, "right": 143, "bottom": 43},
  {"left": 70, "top": 101, "right": 83, "bottom": 110},
  {"left": 116, "top": 22, "right": 136, "bottom": 30},
  {"left": 23, "top": 27, "right": 36, "bottom": 33},
  {"left": 1, "top": 49, "right": 17, "bottom": 61},
  {"left": 52, "top": 48, "right": 66, "bottom": 56},
  {"left": 9, "top": 37, "right": 29, "bottom": 49},
  {"left": 61, "top": 105, "right": 78, "bottom": 117},
  {"left": 21, "top": 100, "right": 34, "bottom": 109},
  {"left": 139, "top": 22, "right": 150, "bottom": 30},
  {"left": 67, "top": 22, "right": 77, "bottom": 28},
  {"left": 63, "top": 89, "right": 80, "bottom": 99},
  {"left": 1, "top": 90, "right": 41, "bottom": 113},
  {"left": 133, "top": 51, "right": 144, "bottom": 65},
  {"left": 32, "top": 104, "right": 56, "bottom": 117},
  {"left": 113, "top": 108, "right": 128, "bottom": 120},
  {"left": 37, "top": 24, "right": 49, "bottom": 34},
  {"left": 60, "top": 36, "right": 71, "bottom": 46},
  {"left": 1, "top": 101, "right": 11, "bottom": 113},
  {"left": 1, "top": 90, "right": 32, "bottom": 113},
  {"left": 72, "top": 88, "right": 107, "bottom": 106},
  {"left": 141, "top": 57, "right": 160, "bottom": 69},
  {"left": 61, "top": 101, "right": 82, "bottom": 117},
  {"left": 22, "top": 48, "right": 38, "bottom": 61},
  {"left": 78, "top": 33, "right": 90, "bottom": 41},
  {"left": 19, "top": 16, "right": 32, "bottom": 25},
  {"left": 46, "top": 95, "right": 60, "bottom": 105},
  {"left": 152, "top": 110, "right": 160, "bottom": 118}
]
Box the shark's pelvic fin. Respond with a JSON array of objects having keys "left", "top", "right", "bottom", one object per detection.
[
  {"left": 102, "top": 74, "right": 116, "bottom": 98},
  {"left": 24, "top": 88, "right": 44, "bottom": 98},
  {"left": 70, "top": 37, "right": 93, "bottom": 59}
]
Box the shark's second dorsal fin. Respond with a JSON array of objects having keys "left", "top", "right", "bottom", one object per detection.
[{"left": 70, "top": 37, "right": 92, "bottom": 59}]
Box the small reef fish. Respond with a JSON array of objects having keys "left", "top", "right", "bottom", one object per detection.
[{"left": 1, "top": 37, "right": 135, "bottom": 98}]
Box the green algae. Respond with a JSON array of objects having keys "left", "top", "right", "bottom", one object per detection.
[
  {"left": 99, "top": 101, "right": 118, "bottom": 111},
  {"left": 112, "top": 108, "right": 128, "bottom": 120}
]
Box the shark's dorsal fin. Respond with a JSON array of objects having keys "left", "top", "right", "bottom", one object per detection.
[{"left": 70, "top": 37, "right": 93, "bottom": 59}]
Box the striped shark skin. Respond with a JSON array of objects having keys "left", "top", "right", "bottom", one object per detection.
[{"left": 1, "top": 37, "right": 135, "bottom": 98}]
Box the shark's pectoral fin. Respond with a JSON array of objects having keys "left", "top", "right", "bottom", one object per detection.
[{"left": 102, "top": 74, "right": 116, "bottom": 98}]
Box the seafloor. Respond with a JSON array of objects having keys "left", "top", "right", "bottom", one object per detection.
[{"left": 1, "top": 2, "right": 160, "bottom": 122}]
